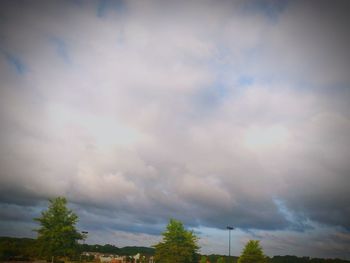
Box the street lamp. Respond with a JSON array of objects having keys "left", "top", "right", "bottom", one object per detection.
[{"left": 226, "top": 226, "right": 234, "bottom": 258}]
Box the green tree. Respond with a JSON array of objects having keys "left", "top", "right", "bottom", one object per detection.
[
  {"left": 201, "top": 255, "right": 208, "bottom": 263},
  {"left": 217, "top": 257, "right": 225, "bottom": 263},
  {"left": 0, "top": 237, "right": 38, "bottom": 261},
  {"left": 154, "top": 219, "right": 199, "bottom": 263},
  {"left": 238, "top": 240, "right": 266, "bottom": 263},
  {"left": 34, "top": 197, "right": 84, "bottom": 262}
]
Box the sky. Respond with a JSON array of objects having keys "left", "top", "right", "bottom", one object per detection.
[{"left": 0, "top": 0, "right": 350, "bottom": 259}]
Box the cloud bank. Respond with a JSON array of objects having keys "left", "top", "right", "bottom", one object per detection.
[{"left": 0, "top": 0, "right": 350, "bottom": 258}]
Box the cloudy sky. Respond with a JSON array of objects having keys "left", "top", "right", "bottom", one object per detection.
[{"left": 1, "top": 0, "right": 350, "bottom": 259}]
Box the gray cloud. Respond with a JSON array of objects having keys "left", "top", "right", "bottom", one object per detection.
[{"left": 0, "top": 0, "right": 350, "bottom": 258}]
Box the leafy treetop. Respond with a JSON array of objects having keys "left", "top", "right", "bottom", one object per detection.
[
  {"left": 238, "top": 240, "right": 267, "bottom": 263},
  {"left": 154, "top": 219, "right": 199, "bottom": 263},
  {"left": 35, "top": 197, "right": 83, "bottom": 260}
]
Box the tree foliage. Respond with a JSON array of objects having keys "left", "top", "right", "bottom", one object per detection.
[
  {"left": 34, "top": 197, "right": 83, "bottom": 260},
  {"left": 154, "top": 219, "right": 199, "bottom": 263},
  {"left": 200, "top": 255, "right": 207, "bottom": 263},
  {"left": 0, "top": 237, "right": 38, "bottom": 261},
  {"left": 238, "top": 240, "right": 267, "bottom": 263}
]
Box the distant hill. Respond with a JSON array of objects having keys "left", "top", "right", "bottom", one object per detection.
[
  {"left": 202, "top": 254, "right": 350, "bottom": 263},
  {"left": 80, "top": 243, "right": 155, "bottom": 255},
  {"left": 269, "top": 255, "right": 350, "bottom": 263}
]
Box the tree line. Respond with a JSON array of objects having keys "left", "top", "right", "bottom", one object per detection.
[
  {"left": 1, "top": 236, "right": 349, "bottom": 263},
  {"left": 0, "top": 237, "right": 154, "bottom": 261},
  {"left": 1, "top": 197, "right": 348, "bottom": 263}
]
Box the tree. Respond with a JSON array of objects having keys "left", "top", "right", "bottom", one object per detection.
[
  {"left": 238, "top": 240, "right": 267, "bottom": 263},
  {"left": 217, "top": 257, "right": 225, "bottom": 263},
  {"left": 34, "top": 197, "right": 84, "bottom": 262},
  {"left": 0, "top": 237, "right": 38, "bottom": 261},
  {"left": 201, "top": 255, "right": 208, "bottom": 263},
  {"left": 154, "top": 219, "right": 199, "bottom": 263}
]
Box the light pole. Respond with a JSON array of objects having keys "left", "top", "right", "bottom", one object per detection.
[{"left": 226, "top": 226, "right": 234, "bottom": 258}]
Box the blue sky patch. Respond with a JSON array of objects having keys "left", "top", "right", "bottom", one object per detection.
[
  {"left": 97, "top": 0, "right": 125, "bottom": 18},
  {"left": 1, "top": 50, "right": 27, "bottom": 74},
  {"left": 193, "top": 82, "right": 230, "bottom": 114},
  {"left": 49, "top": 37, "right": 71, "bottom": 64},
  {"left": 242, "top": 0, "right": 289, "bottom": 22},
  {"left": 238, "top": 75, "right": 254, "bottom": 86},
  {"left": 273, "top": 198, "right": 312, "bottom": 232}
]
